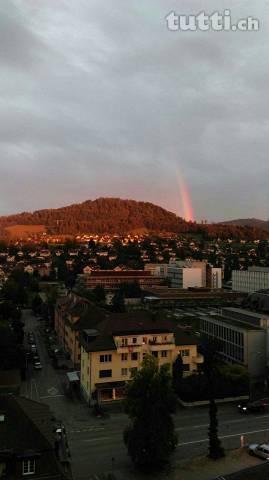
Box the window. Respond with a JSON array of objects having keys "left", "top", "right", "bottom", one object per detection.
[
  {"left": 22, "top": 460, "right": 35, "bottom": 476},
  {"left": 121, "top": 368, "right": 128, "bottom": 376},
  {"left": 161, "top": 350, "right": 167, "bottom": 358},
  {"left": 131, "top": 352, "right": 138, "bottom": 361},
  {"left": 132, "top": 337, "right": 137, "bottom": 344},
  {"left": 152, "top": 336, "right": 157, "bottom": 343},
  {"left": 99, "top": 369, "right": 112, "bottom": 378},
  {"left": 129, "top": 367, "right": 137, "bottom": 376},
  {"left": 121, "top": 353, "right": 128, "bottom": 361},
  {"left": 152, "top": 351, "right": 158, "bottom": 358},
  {"left": 142, "top": 337, "right": 147, "bottom": 344},
  {"left": 100, "top": 354, "right": 112, "bottom": 363},
  {"left": 179, "top": 349, "right": 190, "bottom": 357},
  {"left": 121, "top": 338, "right": 128, "bottom": 346}
]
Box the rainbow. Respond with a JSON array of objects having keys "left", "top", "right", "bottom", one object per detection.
[{"left": 176, "top": 170, "right": 194, "bottom": 222}]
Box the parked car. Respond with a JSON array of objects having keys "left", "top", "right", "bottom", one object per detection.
[
  {"left": 33, "top": 361, "right": 43, "bottom": 370},
  {"left": 28, "top": 334, "right": 35, "bottom": 344},
  {"left": 31, "top": 344, "right": 37, "bottom": 354},
  {"left": 248, "top": 443, "right": 269, "bottom": 459},
  {"left": 238, "top": 398, "right": 269, "bottom": 413}
]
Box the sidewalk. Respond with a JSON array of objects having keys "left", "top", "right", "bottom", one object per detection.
[{"left": 111, "top": 449, "right": 262, "bottom": 480}]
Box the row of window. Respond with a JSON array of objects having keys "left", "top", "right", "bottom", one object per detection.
[
  {"left": 99, "top": 351, "right": 168, "bottom": 363},
  {"left": 120, "top": 336, "right": 168, "bottom": 346},
  {"left": 201, "top": 319, "right": 244, "bottom": 346},
  {"left": 99, "top": 359, "right": 173, "bottom": 379}
]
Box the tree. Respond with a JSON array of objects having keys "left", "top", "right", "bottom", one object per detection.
[
  {"left": 92, "top": 285, "right": 106, "bottom": 304},
  {"left": 32, "top": 295, "right": 43, "bottom": 315},
  {"left": 124, "top": 355, "right": 178, "bottom": 473},
  {"left": 2, "top": 278, "right": 27, "bottom": 306},
  {"left": 112, "top": 290, "right": 125, "bottom": 313},
  {"left": 172, "top": 354, "right": 184, "bottom": 393},
  {"left": 199, "top": 338, "right": 225, "bottom": 460},
  {"left": 0, "top": 326, "right": 24, "bottom": 369},
  {"left": 119, "top": 282, "right": 141, "bottom": 299}
]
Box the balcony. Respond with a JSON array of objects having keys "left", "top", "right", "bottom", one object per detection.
[
  {"left": 115, "top": 341, "right": 142, "bottom": 354},
  {"left": 192, "top": 355, "right": 203, "bottom": 364},
  {"left": 148, "top": 339, "right": 174, "bottom": 345},
  {"left": 149, "top": 340, "right": 175, "bottom": 352}
]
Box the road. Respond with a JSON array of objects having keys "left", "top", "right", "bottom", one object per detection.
[{"left": 21, "top": 310, "right": 269, "bottom": 480}]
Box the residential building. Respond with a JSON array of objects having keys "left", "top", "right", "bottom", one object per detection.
[
  {"left": 167, "top": 266, "right": 203, "bottom": 289},
  {"left": 79, "top": 312, "right": 203, "bottom": 404},
  {"left": 232, "top": 267, "right": 269, "bottom": 293},
  {"left": 55, "top": 293, "right": 105, "bottom": 368},
  {"left": 0, "top": 395, "right": 71, "bottom": 479},
  {"left": 146, "top": 260, "right": 222, "bottom": 289}
]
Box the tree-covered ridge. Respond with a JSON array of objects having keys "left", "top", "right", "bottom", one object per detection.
[
  {"left": 0, "top": 197, "right": 268, "bottom": 239},
  {"left": 0, "top": 198, "right": 191, "bottom": 235}
]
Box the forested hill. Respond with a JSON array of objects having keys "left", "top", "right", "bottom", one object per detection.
[
  {"left": 0, "top": 198, "right": 192, "bottom": 235},
  {"left": 0, "top": 198, "right": 268, "bottom": 239}
]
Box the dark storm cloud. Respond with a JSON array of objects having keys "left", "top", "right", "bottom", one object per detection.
[{"left": 0, "top": 0, "right": 268, "bottom": 220}]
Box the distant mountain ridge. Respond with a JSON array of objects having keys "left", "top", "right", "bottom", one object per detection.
[{"left": 220, "top": 218, "right": 269, "bottom": 231}]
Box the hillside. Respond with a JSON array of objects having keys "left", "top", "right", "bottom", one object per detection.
[
  {"left": 0, "top": 198, "right": 268, "bottom": 240},
  {"left": 0, "top": 198, "right": 193, "bottom": 236},
  {"left": 220, "top": 218, "right": 269, "bottom": 231}
]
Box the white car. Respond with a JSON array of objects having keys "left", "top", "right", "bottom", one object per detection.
[
  {"left": 33, "top": 361, "right": 43, "bottom": 370},
  {"left": 248, "top": 443, "right": 269, "bottom": 459}
]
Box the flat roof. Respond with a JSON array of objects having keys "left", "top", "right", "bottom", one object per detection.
[
  {"left": 222, "top": 307, "right": 269, "bottom": 320},
  {"left": 201, "top": 314, "right": 262, "bottom": 331}
]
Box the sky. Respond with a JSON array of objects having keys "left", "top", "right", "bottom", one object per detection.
[{"left": 0, "top": 0, "right": 269, "bottom": 222}]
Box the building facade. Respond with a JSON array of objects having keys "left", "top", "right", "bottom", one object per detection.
[
  {"left": 79, "top": 315, "right": 203, "bottom": 404},
  {"left": 232, "top": 267, "right": 269, "bottom": 293},
  {"left": 75, "top": 270, "right": 163, "bottom": 291},
  {"left": 200, "top": 307, "right": 269, "bottom": 377},
  {"left": 0, "top": 396, "right": 71, "bottom": 480},
  {"left": 167, "top": 266, "right": 203, "bottom": 289}
]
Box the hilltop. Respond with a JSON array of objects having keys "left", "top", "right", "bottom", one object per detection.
[
  {"left": 0, "top": 198, "right": 192, "bottom": 237},
  {"left": 0, "top": 198, "right": 268, "bottom": 240}
]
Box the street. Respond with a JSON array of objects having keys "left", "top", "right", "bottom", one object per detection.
[{"left": 21, "top": 309, "right": 269, "bottom": 480}]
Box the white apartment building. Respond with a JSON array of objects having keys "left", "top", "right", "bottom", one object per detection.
[
  {"left": 145, "top": 260, "right": 222, "bottom": 290},
  {"left": 232, "top": 267, "right": 269, "bottom": 293},
  {"left": 167, "top": 266, "right": 203, "bottom": 289}
]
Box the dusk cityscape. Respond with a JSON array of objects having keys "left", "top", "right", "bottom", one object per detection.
[{"left": 0, "top": 2, "right": 269, "bottom": 480}]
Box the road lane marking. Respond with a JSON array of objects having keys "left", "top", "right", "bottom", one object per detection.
[
  {"left": 177, "top": 427, "right": 269, "bottom": 447},
  {"left": 69, "top": 427, "right": 105, "bottom": 433},
  {"left": 40, "top": 394, "right": 65, "bottom": 399},
  {"left": 83, "top": 436, "right": 113, "bottom": 443},
  {"left": 33, "top": 379, "right": 39, "bottom": 401},
  {"left": 175, "top": 415, "right": 269, "bottom": 432}
]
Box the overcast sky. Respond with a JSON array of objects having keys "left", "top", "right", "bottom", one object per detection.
[{"left": 0, "top": 0, "right": 268, "bottom": 221}]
